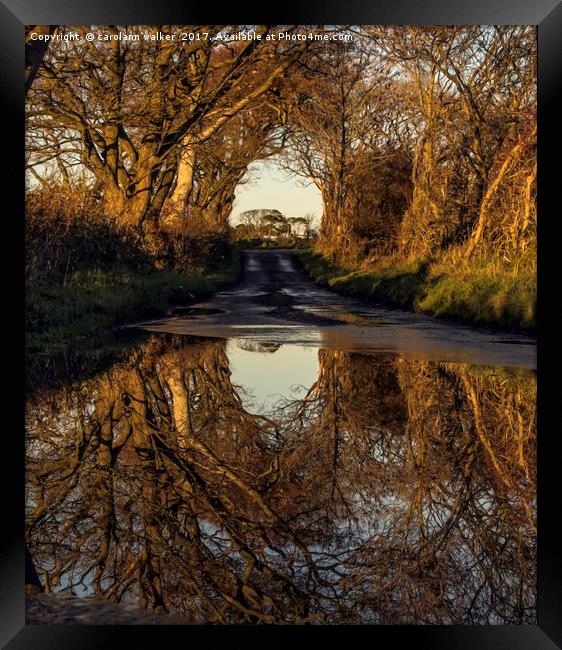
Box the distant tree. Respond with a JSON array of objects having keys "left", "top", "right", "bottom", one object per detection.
[
  {"left": 239, "top": 209, "right": 286, "bottom": 239},
  {"left": 261, "top": 213, "right": 288, "bottom": 239}
]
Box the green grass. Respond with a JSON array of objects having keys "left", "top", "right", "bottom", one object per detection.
[
  {"left": 26, "top": 248, "right": 241, "bottom": 353},
  {"left": 419, "top": 251, "right": 536, "bottom": 331},
  {"left": 297, "top": 248, "right": 536, "bottom": 332},
  {"left": 298, "top": 250, "right": 428, "bottom": 308}
]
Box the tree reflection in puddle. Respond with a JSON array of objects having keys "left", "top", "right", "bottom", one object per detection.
[{"left": 25, "top": 334, "right": 536, "bottom": 624}]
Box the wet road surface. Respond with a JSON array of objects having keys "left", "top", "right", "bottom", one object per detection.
[{"left": 135, "top": 249, "right": 536, "bottom": 369}]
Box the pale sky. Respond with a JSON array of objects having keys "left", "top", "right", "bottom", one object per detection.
[
  {"left": 230, "top": 157, "right": 323, "bottom": 227},
  {"left": 227, "top": 340, "right": 319, "bottom": 414}
]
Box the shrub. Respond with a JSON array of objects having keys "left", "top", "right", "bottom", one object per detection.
[{"left": 26, "top": 182, "right": 151, "bottom": 285}]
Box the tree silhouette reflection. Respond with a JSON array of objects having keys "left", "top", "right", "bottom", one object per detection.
[{"left": 26, "top": 335, "right": 536, "bottom": 624}]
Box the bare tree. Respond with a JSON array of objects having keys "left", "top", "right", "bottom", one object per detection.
[
  {"left": 280, "top": 36, "right": 410, "bottom": 262},
  {"left": 372, "top": 26, "right": 536, "bottom": 257},
  {"left": 26, "top": 26, "right": 312, "bottom": 239},
  {"left": 163, "top": 108, "right": 286, "bottom": 234}
]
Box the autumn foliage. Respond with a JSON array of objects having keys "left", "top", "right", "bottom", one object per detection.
[{"left": 26, "top": 25, "right": 536, "bottom": 327}]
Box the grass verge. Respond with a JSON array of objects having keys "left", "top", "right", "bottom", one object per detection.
[
  {"left": 26, "top": 247, "right": 241, "bottom": 353},
  {"left": 297, "top": 248, "right": 536, "bottom": 332}
]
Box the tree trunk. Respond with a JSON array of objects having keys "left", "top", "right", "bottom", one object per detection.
[
  {"left": 25, "top": 26, "right": 57, "bottom": 94},
  {"left": 518, "top": 163, "right": 537, "bottom": 251},
  {"left": 165, "top": 143, "right": 196, "bottom": 222},
  {"left": 464, "top": 136, "right": 529, "bottom": 260}
]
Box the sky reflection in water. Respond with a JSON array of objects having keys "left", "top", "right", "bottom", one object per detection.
[{"left": 25, "top": 334, "right": 536, "bottom": 624}]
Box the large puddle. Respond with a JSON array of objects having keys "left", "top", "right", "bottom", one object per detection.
[{"left": 25, "top": 334, "right": 536, "bottom": 624}]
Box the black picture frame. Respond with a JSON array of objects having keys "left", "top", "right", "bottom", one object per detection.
[{"left": 7, "top": 1, "right": 560, "bottom": 647}]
